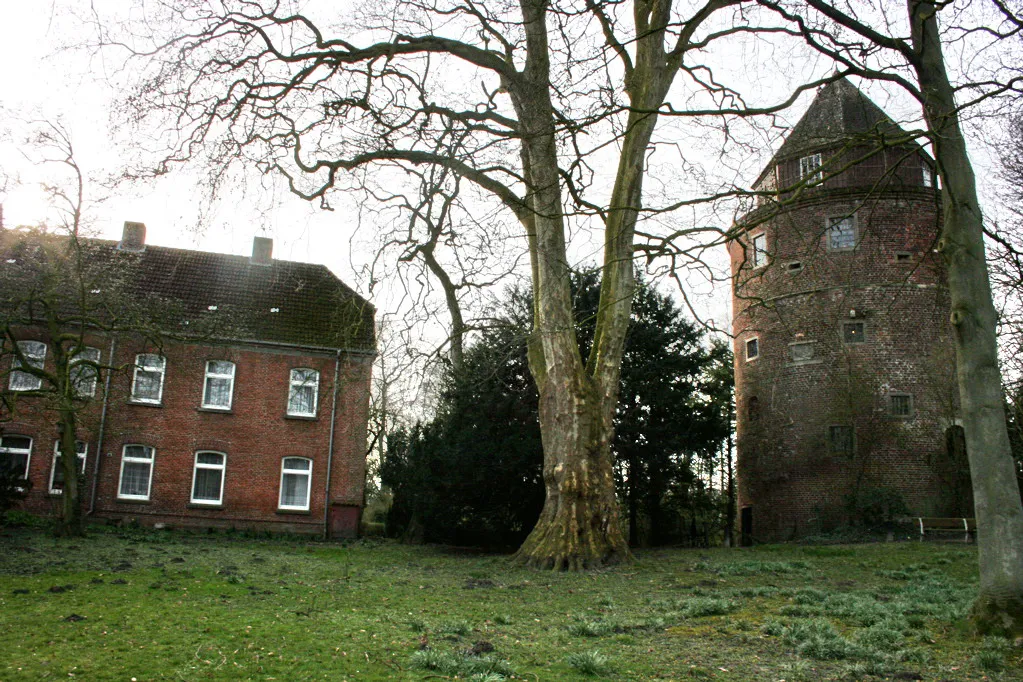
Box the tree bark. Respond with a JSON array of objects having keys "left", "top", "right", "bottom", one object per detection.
[{"left": 910, "top": 0, "right": 1023, "bottom": 635}]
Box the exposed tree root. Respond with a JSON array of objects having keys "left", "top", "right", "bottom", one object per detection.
[{"left": 972, "top": 593, "right": 1023, "bottom": 638}]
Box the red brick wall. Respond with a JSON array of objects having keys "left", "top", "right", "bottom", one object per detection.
[
  {"left": 8, "top": 336, "right": 372, "bottom": 536},
  {"left": 729, "top": 153, "right": 962, "bottom": 542}
]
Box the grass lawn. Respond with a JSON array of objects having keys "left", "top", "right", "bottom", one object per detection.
[{"left": 1, "top": 524, "right": 1020, "bottom": 681}]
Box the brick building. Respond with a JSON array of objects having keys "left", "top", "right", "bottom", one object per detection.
[
  {"left": 728, "top": 79, "right": 968, "bottom": 543},
  {"left": 1, "top": 222, "right": 375, "bottom": 537}
]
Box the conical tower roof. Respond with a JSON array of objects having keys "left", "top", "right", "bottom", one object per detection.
[{"left": 755, "top": 79, "right": 922, "bottom": 186}]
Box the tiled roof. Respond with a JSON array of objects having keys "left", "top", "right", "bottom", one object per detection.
[
  {"left": 756, "top": 79, "right": 925, "bottom": 183},
  {"left": 1, "top": 232, "right": 375, "bottom": 352}
]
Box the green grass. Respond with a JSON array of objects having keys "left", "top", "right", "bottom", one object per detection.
[{"left": 0, "top": 525, "right": 1018, "bottom": 680}]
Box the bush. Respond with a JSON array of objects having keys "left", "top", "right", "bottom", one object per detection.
[
  {"left": 0, "top": 471, "right": 32, "bottom": 525},
  {"left": 845, "top": 486, "right": 909, "bottom": 528}
]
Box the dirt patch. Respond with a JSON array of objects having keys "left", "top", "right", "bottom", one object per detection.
[
  {"left": 63, "top": 614, "right": 86, "bottom": 622},
  {"left": 48, "top": 584, "right": 75, "bottom": 593}
]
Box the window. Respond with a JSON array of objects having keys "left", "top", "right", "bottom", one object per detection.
[
  {"left": 9, "top": 340, "right": 46, "bottom": 391},
  {"left": 827, "top": 216, "right": 856, "bottom": 251},
  {"left": 49, "top": 441, "right": 87, "bottom": 495},
  {"left": 191, "top": 451, "right": 226, "bottom": 505},
  {"left": 118, "top": 445, "right": 155, "bottom": 501},
  {"left": 748, "top": 396, "right": 760, "bottom": 422},
  {"left": 745, "top": 337, "right": 759, "bottom": 361},
  {"left": 922, "top": 163, "right": 933, "bottom": 188},
  {"left": 842, "top": 322, "right": 866, "bottom": 344},
  {"left": 0, "top": 435, "right": 33, "bottom": 481},
  {"left": 895, "top": 252, "right": 912, "bottom": 263},
  {"left": 786, "top": 261, "right": 803, "bottom": 273},
  {"left": 789, "top": 341, "right": 815, "bottom": 363},
  {"left": 288, "top": 368, "right": 319, "bottom": 417},
  {"left": 202, "top": 361, "right": 235, "bottom": 410},
  {"left": 71, "top": 347, "right": 102, "bottom": 397},
  {"left": 131, "top": 354, "right": 166, "bottom": 404},
  {"left": 279, "top": 457, "right": 312, "bottom": 511},
  {"left": 800, "top": 153, "right": 823, "bottom": 183},
  {"left": 889, "top": 393, "right": 914, "bottom": 418},
  {"left": 828, "top": 425, "right": 854, "bottom": 455},
  {"left": 751, "top": 233, "right": 768, "bottom": 268}
]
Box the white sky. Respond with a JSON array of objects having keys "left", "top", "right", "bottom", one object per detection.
[{"left": 0, "top": 0, "right": 1009, "bottom": 392}]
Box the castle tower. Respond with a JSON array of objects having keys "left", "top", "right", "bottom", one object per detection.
[{"left": 728, "top": 79, "right": 968, "bottom": 543}]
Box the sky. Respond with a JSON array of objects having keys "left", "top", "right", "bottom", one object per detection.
[{"left": 0, "top": 0, "right": 1011, "bottom": 406}]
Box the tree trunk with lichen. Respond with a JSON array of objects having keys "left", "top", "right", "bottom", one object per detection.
[{"left": 910, "top": 0, "right": 1023, "bottom": 636}]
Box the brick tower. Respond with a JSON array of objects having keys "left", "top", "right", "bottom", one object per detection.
[{"left": 728, "top": 79, "right": 968, "bottom": 543}]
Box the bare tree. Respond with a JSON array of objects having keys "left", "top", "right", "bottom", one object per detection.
[
  {"left": 756, "top": 0, "right": 1023, "bottom": 636},
  {"left": 93, "top": 0, "right": 821, "bottom": 569}
]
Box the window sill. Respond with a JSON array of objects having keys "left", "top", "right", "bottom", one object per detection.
[
  {"left": 188, "top": 502, "right": 224, "bottom": 510},
  {"left": 128, "top": 400, "right": 163, "bottom": 408},
  {"left": 284, "top": 414, "right": 318, "bottom": 421},
  {"left": 786, "top": 359, "right": 823, "bottom": 368},
  {"left": 115, "top": 497, "right": 152, "bottom": 505},
  {"left": 196, "top": 407, "right": 233, "bottom": 415},
  {"left": 276, "top": 508, "right": 311, "bottom": 516}
]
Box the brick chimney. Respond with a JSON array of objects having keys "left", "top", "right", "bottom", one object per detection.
[
  {"left": 119, "top": 221, "right": 146, "bottom": 252},
  {"left": 251, "top": 236, "right": 273, "bottom": 265}
]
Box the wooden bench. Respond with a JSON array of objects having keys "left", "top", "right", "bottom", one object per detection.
[{"left": 916, "top": 517, "right": 976, "bottom": 542}]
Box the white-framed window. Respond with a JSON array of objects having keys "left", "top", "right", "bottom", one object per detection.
[
  {"left": 131, "top": 354, "right": 166, "bottom": 404},
  {"left": 49, "top": 441, "right": 88, "bottom": 495},
  {"left": 279, "top": 457, "right": 312, "bottom": 511},
  {"left": 0, "top": 435, "right": 33, "bottom": 481},
  {"left": 118, "top": 444, "right": 155, "bottom": 501},
  {"left": 827, "top": 215, "right": 857, "bottom": 251},
  {"left": 9, "top": 340, "right": 46, "bottom": 391},
  {"left": 828, "top": 425, "right": 855, "bottom": 456},
  {"left": 202, "top": 360, "right": 235, "bottom": 410},
  {"left": 71, "top": 346, "right": 102, "bottom": 398},
  {"left": 922, "top": 162, "right": 933, "bottom": 188},
  {"left": 745, "top": 337, "right": 760, "bottom": 361},
  {"left": 800, "top": 153, "right": 823, "bottom": 183},
  {"left": 889, "top": 393, "right": 914, "bottom": 418},
  {"left": 751, "top": 233, "right": 768, "bottom": 268},
  {"left": 287, "top": 368, "right": 319, "bottom": 417},
  {"left": 191, "top": 451, "right": 226, "bottom": 505},
  {"left": 842, "top": 321, "right": 866, "bottom": 344}
]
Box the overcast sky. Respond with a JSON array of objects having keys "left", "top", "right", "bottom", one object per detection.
[{"left": 0, "top": 0, "right": 1010, "bottom": 388}]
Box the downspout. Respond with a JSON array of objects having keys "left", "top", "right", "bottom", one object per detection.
[
  {"left": 88, "top": 336, "right": 116, "bottom": 515},
  {"left": 322, "top": 349, "right": 341, "bottom": 539}
]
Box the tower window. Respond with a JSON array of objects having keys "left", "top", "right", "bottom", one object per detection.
[
  {"left": 751, "top": 233, "right": 768, "bottom": 268},
  {"left": 895, "top": 252, "right": 912, "bottom": 263},
  {"left": 789, "top": 341, "right": 816, "bottom": 363},
  {"left": 922, "top": 163, "right": 933, "bottom": 188},
  {"left": 842, "top": 322, "right": 865, "bottom": 344},
  {"left": 828, "top": 425, "right": 854, "bottom": 455},
  {"left": 889, "top": 393, "right": 914, "bottom": 418},
  {"left": 827, "top": 216, "right": 856, "bottom": 251},
  {"left": 800, "top": 153, "right": 823, "bottom": 183},
  {"left": 786, "top": 261, "right": 803, "bottom": 273},
  {"left": 745, "top": 337, "right": 760, "bottom": 361}
]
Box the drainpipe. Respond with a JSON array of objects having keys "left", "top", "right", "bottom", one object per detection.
[
  {"left": 322, "top": 349, "right": 341, "bottom": 539},
  {"left": 88, "top": 336, "right": 116, "bottom": 515}
]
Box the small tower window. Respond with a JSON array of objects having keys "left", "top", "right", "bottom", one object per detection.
[
  {"left": 889, "top": 393, "right": 914, "bottom": 418},
  {"left": 800, "top": 153, "right": 823, "bottom": 183},
  {"left": 922, "top": 163, "right": 933, "bottom": 188},
  {"left": 751, "top": 233, "right": 768, "bottom": 268},
  {"left": 827, "top": 216, "right": 857, "bottom": 251},
  {"left": 786, "top": 261, "right": 803, "bottom": 273},
  {"left": 745, "top": 337, "right": 760, "bottom": 361},
  {"left": 789, "top": 341, "right": 816, "bottom": 363},
  {"left": 828, "top": 425, "right": 855, "bottom": 455},
  {"left": 842, "top": 322, "right": 866, "bottom": 344}
]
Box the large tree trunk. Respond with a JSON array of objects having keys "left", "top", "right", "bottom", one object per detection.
[{"left": 910, "top": 0, "right": 1023, "bottom": 635}]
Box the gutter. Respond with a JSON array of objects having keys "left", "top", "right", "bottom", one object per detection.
[
  {"left": 88, "top": 336, "right": 117, "bottom": 515},
  {"left": 322, "top": 349, "right": 341, "bottom": 539}
]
